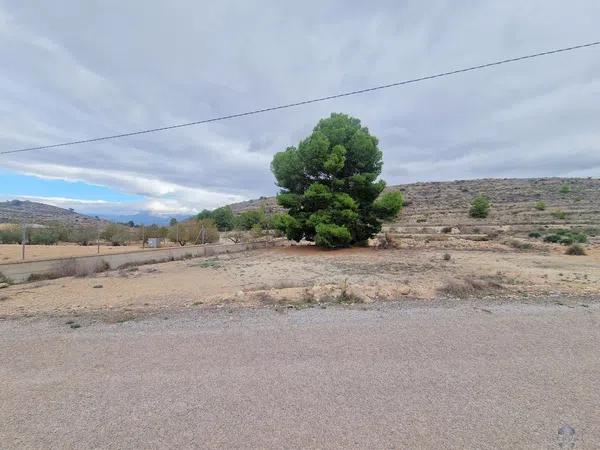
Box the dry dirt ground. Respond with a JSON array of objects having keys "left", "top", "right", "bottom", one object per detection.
[
  {"left": 0, "top": 243, "right": 155, "bottom": 263},
  {"left": 1, "top": 239, "right": 598, "bottom": 320}
]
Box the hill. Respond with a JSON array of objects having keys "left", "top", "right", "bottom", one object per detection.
[
  {"left": 228, "top": 177, "right": 600, "bottom": 227},
  {"left": 0, "top": 200, "right": 104, "bottom": 227}
]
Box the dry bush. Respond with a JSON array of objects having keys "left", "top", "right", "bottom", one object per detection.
[
  {"left": 565, "top": 244, "right": 586, "bottom": 256},
  {"left": 438, "top": 276, "right": 503, "bottom": 298},
  {"left": 375, "top": 232, "right": 400, "bottom": 249}
]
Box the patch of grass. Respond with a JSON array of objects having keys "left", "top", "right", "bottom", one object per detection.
[
  {"left": 196, "top": 260, "right": 221, "bottom": 268},
  {"left": 438, "top": 276, "right": 504, "bottom": 299},
  {"left": 565, "top": 244, "right": 586, "bottom": 256}
]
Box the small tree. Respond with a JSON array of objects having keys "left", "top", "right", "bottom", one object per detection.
[
  {"left": 270, "top": 113, "right": 402, "bottom": 248},
  {"left": 69, "top": 226, "right": 98, "bottom": 246},
  {"left": 235, "top": 209, "right": 265, "bottom": 230},
  {"left": 211, "top": 206, "right": 235, "bottom": 231},
  {"left": 469, "top": 195, "right": 490, "bottom": 219},
  {"left": 101, "top": 224, "right": 131, "bottom": 246},
  {"left": 167, "top": 219, "right": 219, "bottom": 245}
]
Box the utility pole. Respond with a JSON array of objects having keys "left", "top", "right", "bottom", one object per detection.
[{"left": 141, "top": 225, "right": 145, "bottom": 249}]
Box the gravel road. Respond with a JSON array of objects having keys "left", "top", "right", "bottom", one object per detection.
[{"left": 1, "top": 299, "right": 599, "bottom": 449}]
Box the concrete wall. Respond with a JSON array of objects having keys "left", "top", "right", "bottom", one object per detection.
[{"left": 0, "top": 239, "right": 288, "bottom": 284}]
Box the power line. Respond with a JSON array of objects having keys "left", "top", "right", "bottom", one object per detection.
[{"left": 2, "top": 40, "right": 599, "bottom": 156}]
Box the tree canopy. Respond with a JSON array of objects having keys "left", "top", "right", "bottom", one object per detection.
[{"left": 270, "top": 113, "right": 402, "bottom": 248}]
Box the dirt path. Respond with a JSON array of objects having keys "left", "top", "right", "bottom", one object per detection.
[{"left": 1, "top": 299, "right": 599, "bottom": 448}]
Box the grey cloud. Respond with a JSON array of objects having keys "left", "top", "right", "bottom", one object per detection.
[{"left": 1, "top": 0, "right": 599, "bottom": 214}]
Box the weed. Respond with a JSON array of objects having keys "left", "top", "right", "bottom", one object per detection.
[{"left": 196, "top": 260, "right": 220, "bottom": 268}]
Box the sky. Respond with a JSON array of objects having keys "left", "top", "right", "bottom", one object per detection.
[{"left": 1, "top": 1, "right": 599, "bottom": 216}]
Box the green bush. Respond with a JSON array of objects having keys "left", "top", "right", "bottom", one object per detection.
[
  {"left": 469, "top": 195, "right": 490, "bottom": 219},
  {"left": 543, "top": 234, "right": 561, "bottom": 243},
  {"left": 0, "top": 228, "right": 21, "bottom": 244},
  {"left": 534, "top": 201, "right": 546, "bottom": 211},
  {"left": 559, "top": 184, "right": 572, "bottom": 194},
  {"left": 68, "top": 226, "right": 98, "bottom": 246},
  {"left": 528, "top": 232, "right": 542, "bottom": 238},
  {"left": 543, "top": 229, "right": 587, "bottom": 245},
  {"left": 29, "top": 228, "right": 59, "bottom": 245},
  {"left": 551, "top": 210, "right": 567, "bottom": 220}
]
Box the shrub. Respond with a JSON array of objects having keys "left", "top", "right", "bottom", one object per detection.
[
  {"left": 469, "top": 195, "right": 490, "bottom": 219},
  {"left": 29, "top": 229, "right": 59, "bottom": 245},
  {"left": 528, "top": 232, "right": 542, "bottom": 238},
  {"left": 443, "top": 253, "right": 451, "bottom": 261},
  {"left": 441, "top": 226, "right": 452, "bottom": 234},
  {"left": 551, "top": 210, "right": 567, "bottom": 220},
  {"left": 69, "top": 226, "right": 98, "bottom": 246},
  {"left": 534, "top": 201, "right": 547, "bottom": 211},
  {"left": 543, "top": 234, "right": 561, "bottom": 243},
  {"left": 0, "top": 226, "right": 22, "bottom": 244},
  {"left": 101, "top": 224, "right": 131, "bottom": 246},
  {"left": 565, "top": 244, "right": 586, "bottom": 255},
  {"left": 544, "top": 229, "right": 587, "bottom": 245},
  {"left": 559, "top": 184, "right": 572, "bottom": 194}
]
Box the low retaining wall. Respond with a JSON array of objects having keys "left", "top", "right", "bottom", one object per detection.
[{"left": 0, "top": 239, "right": 288, "bottom": 283}]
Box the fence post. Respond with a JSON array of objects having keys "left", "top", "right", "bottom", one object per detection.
[{"left": 21, "top": 224, "right": 26, "bottom": 260}]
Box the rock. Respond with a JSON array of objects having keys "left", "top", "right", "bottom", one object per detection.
[
  {"left": 0, "top": 283, "right": 9, "bottom": 289},
  {"left": 397, "top": 285, "right": 411, "bottom": 296}
]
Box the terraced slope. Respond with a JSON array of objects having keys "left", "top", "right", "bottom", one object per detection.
[
  {"left": 388, "top": 177, "right": 599, "bottom": 227},
  {"left": 229, "top": 177, "right": 600, "bottom": 229}
]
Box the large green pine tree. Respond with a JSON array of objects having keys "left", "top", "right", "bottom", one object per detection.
[{"left": 271, "top": 113, "right": 402, "bottom": 248}]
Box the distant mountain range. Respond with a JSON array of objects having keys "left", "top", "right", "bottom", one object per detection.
[{"left": 0, "top": 201, "right": 188, "bottom": 227}]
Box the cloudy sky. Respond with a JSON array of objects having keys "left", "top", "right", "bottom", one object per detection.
[{"left": 1, "top": 1, "right": 599, "bottom": 216}]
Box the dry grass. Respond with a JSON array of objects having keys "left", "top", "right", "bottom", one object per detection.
[
  {"left": 27, "top": 258, "right": 110, "bottom": 282},
  {"left": 438, "top": 276, "right": 504, "bottom": 298}
]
